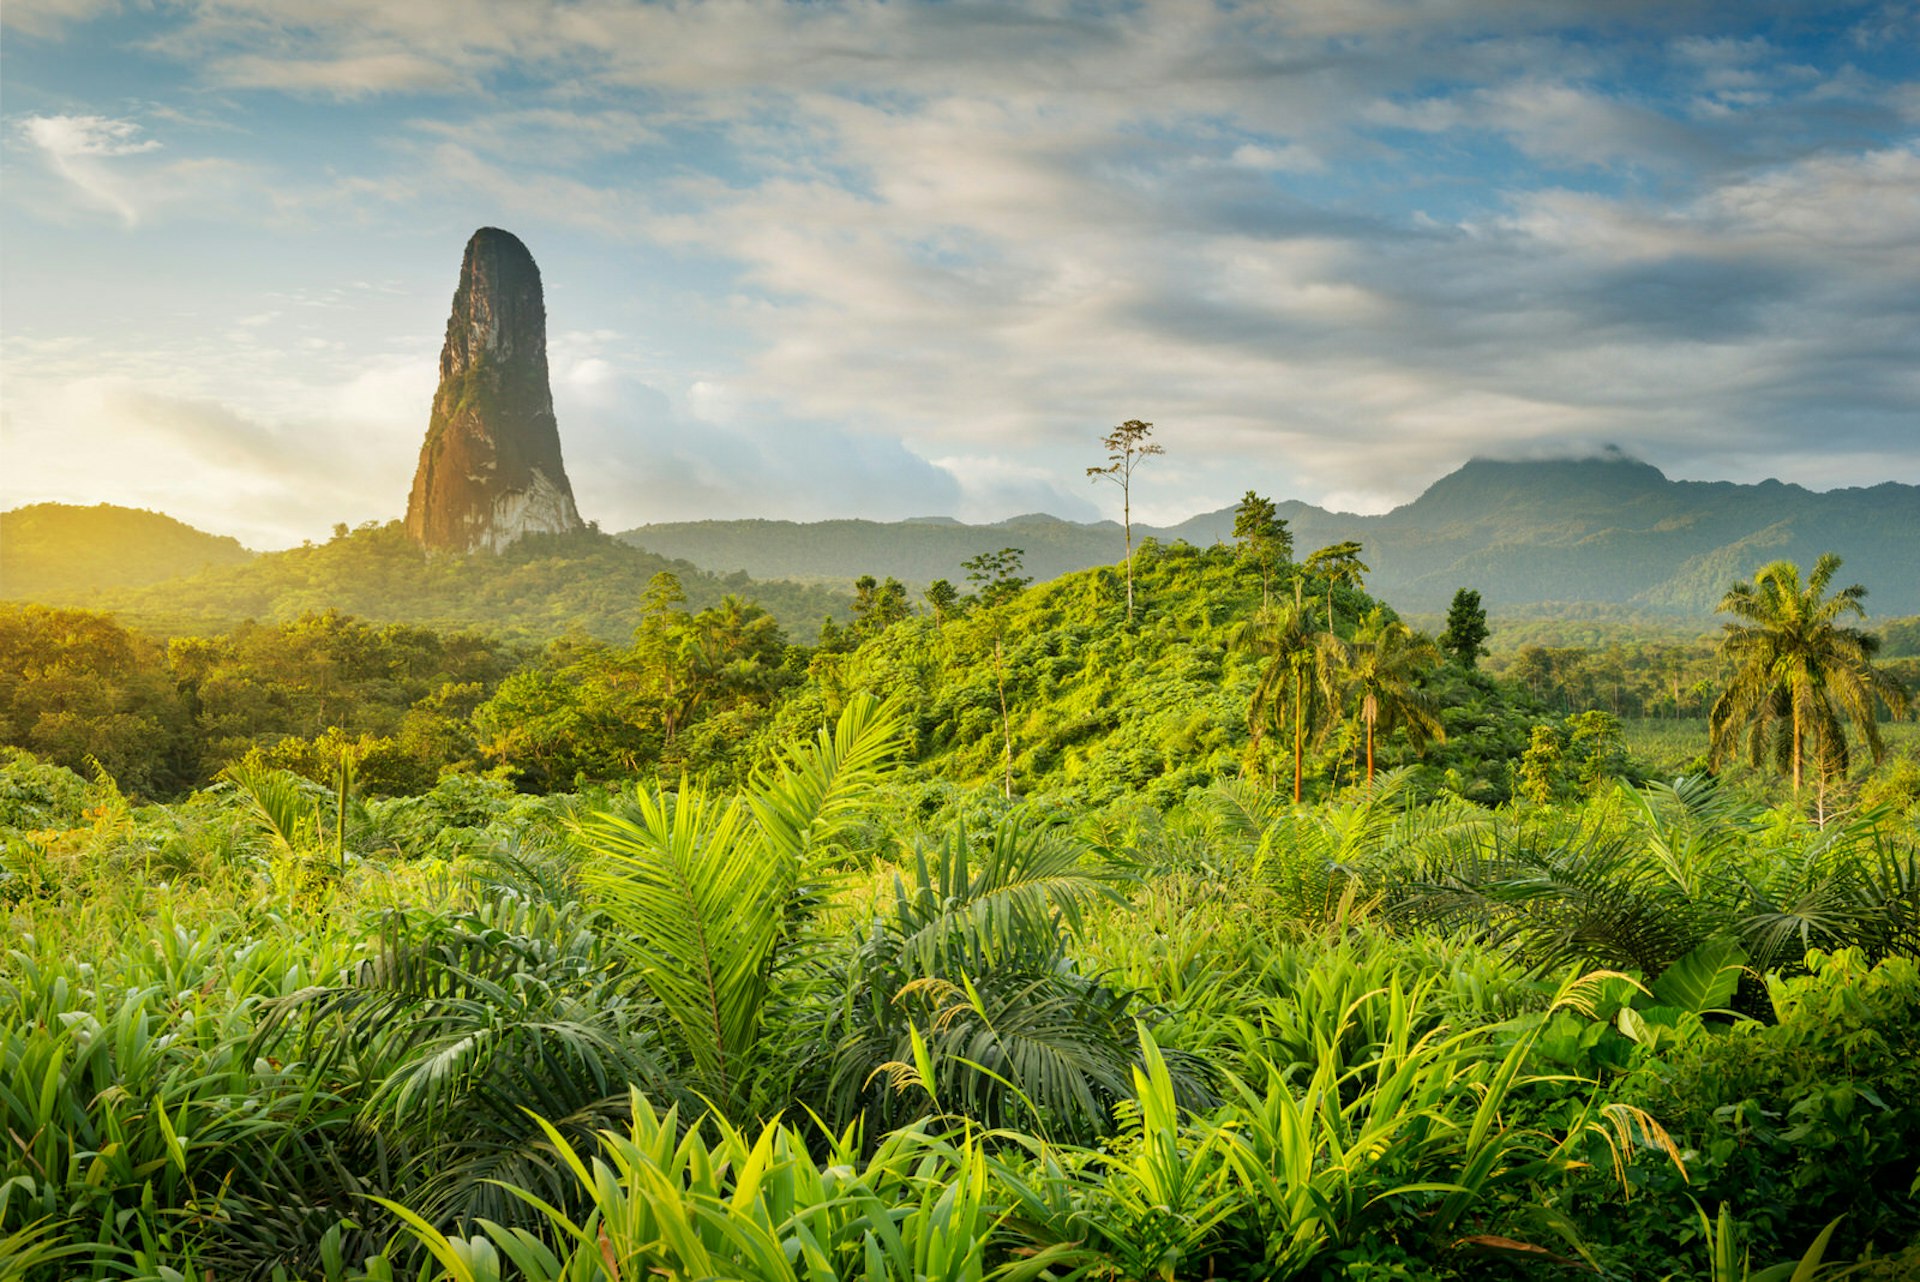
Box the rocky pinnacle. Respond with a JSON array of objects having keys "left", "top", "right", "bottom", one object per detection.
[{"left": 404, "top": 227, "right": 585, "bottom": 553}]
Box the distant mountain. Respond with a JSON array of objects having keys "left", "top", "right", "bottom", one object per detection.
[
  {"left": 615, "top": 513, "right": 1133, "bottom": 589},
  {"left": 1, "top": 503, "right": 254, "bottom": 600},
  {"left": 620, "top": 455, "right": 1920, "bottom": 617}
]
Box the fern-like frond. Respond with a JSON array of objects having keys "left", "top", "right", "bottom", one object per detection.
[{"left": 576, "top": 782, "right": 773, "bottom": 1109}]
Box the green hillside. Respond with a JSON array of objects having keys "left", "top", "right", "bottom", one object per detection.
[
  {"left": 621, "top": 454, "right": 1920, "bottom": 617},
  {"left": 729, "top": 539, "right": 1547, "bottom": 807},
  {"left": 0, "top": 502, "right": 253, "bottom": 599},
  {"left": 77, "top": 520, "right": 853, "bottom": 642}
]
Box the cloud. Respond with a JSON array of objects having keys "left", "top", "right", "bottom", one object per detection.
[
  {"left": 208, "top": 51, "right": 469, "bottom": 97},
  {"left": 11, "top": 114, "right": 255, "bottom": 228},
  {"left": 543, "top": 341, "right": 967, "bottom": 527},
  {"left": 17, "top": 115, "right": 160, "bottom": 225},
  {"left": 1, "top": 0, "right": 117, "bottom": 38},
  {"left": 0, "top": 378, "right": 406, "bottom": 545},
  {"left": 5, "top": 0, "right": 1916, "bottom": 538},
  {"left": 1479, "top": 80, "right": 1716, "bottom": 172}
]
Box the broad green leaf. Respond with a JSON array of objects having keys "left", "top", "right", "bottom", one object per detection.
[{"left": 1650, "top": 937, "right": 1747, "bottom": 1014}]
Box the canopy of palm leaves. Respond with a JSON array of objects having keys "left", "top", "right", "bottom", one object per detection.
[
  {"left": 574, "top": 692, "right": 906, "bottom": 1117},
  {"left": 1342, "top": 609, "right": 1446, "bottom": 784},
  {"left": 1709, "top": 554, "right": 1911, "bottom": 796},
  {"left": 1236, "top": 600, "right": 1346, "bottom": 802},
  {"left": 823, "top": 808, "right": 1208, "bottom": 1141}
]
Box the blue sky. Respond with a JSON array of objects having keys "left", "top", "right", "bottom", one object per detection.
[{"left": 3, "top": 0, "right": 1916, "bottom": 549}]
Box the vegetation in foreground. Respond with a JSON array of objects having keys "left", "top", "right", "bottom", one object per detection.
[
  {"left": 3, "top": 529, "right": 1916, "bottom": 1280},
  {"left": 4, "top": 696, "right": 1918, "bottom": 1280}
]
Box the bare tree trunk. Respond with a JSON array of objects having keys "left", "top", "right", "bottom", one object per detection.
[
  {"left": 1293, "top": 672, "right": 1305, "bottom": 804},
  {"left": 1792, "top": 705, "right": 1802, "bottom": 795},
  {"left": 996, "top": 633, "right": 1013, "bottom": 799}
]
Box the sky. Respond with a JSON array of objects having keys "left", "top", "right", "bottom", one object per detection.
[{"left": 3, "top": 1, "right": 1917, "bottom": 550}]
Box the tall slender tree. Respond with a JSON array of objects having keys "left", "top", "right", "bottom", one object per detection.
[
  {"left": 1232, "top": 490, "right": 1293, "bottom": 608},
  {"left": 1342, "top": 609, "right": 1446, "bottom": 784},
  {"left": 963, "top": 547, "right": 1032, "bottom": 798},
  {"left": 1237, "top": 581, "right": 1345, "bottom": 803},
  {"left": 1302, "top": 541, "right": 1369, "bottom": 636},
  {"left": 1086, "top": 419, "right": 1164, "bottom": 623},
  {"left": 1708, "top": 554, "right": 1910, "bottom": 801}
]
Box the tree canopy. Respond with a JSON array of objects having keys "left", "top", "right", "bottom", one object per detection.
[{"left": 1708, "top": 554, "right": 1911, "bottom": 799}]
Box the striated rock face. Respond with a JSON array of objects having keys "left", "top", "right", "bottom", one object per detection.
[{"left": 404, "top": 227, "right": 585, "bottom": 553}]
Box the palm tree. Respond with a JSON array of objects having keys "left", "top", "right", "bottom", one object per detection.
[
  {"left": 1342, "top": 609, "right": 1446, "bottom": 785},
  {"left": 574, "top": 694, "right": 906, "bottom": 1118},
  {"left": 1236, "top": 585, "right": 1345, "bottom": 803},
  {"left": 1708, "top": 555, "right": 1911, "bottom": 800},
  {"left": 823, "top": 810, "right": 1209, "bottom": 1142}
]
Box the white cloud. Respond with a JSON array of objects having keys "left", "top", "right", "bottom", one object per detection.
[
  {"left": 1, "top": 378, "right": 402, "bottom": 545},
  {"left": 1228, "top": 142, "right": 1326, "bottom": 173},
  {"left": 17, "top": 115, "right": 160, "bottom": 225},
  {"left": 209, "top": 51, "right": 469, "bottom": 97}
]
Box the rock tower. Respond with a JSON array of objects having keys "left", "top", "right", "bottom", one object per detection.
[{"left": 404, "top": 227, "right": 584, "bottom": 552}]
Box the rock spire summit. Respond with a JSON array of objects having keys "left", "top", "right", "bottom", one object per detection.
[{"left": 404, "top": 227, "right": 585, "bottom": 553}]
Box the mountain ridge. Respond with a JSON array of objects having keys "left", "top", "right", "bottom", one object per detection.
[
  {"left": 617, "top": 455, "right": 1920, "bottom": 616},
  {"left": 6, "top": 454, "right": 1914, "bottom": 625}
]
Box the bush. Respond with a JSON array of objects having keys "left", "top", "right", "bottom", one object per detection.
[{"left": 1607, "top": 948, "right": 1920, "bottom": 1264}]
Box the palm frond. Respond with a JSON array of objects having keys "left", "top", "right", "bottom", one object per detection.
[
  {"left": 221, "top": 762, "right": 324, "bottom": 855},
  {"left": 576, "top": 782, "right": 772, "bottom": 1109},
  {"left": 748, "top": 690, "right": 906, "bottom": 876}
]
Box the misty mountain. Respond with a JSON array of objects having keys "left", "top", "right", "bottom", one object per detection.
[
  {"left": 0, "top": 512, "right": 850, "bottom": 642},
  {"left": 619, "top": 454, "right": 1920, "bottom": 617},
  {"left": 1, "top": 503, "right": 254, "bottom": 600}
]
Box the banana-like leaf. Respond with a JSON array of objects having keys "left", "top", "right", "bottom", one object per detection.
[{"left": 1650, "top": 937, "right": 1747, "bottom": 1015}]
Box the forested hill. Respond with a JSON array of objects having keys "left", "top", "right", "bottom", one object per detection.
[
  {"left": 0, "top": 502, "right": 254, "bottom": 598},
  {"left": 621, "top": 455, "right": 1920, "bottom": 616},
  {"left": 5, "top": 515, "right": 852, "bottom": 641}
]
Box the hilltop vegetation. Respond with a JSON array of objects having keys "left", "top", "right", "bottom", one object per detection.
[
  {"left": 0, "top": 502, "right": 252, "bottom": 599},
  {"left": 5, "top": 527, "right": 1915, "bottom": 814},
  {"left": 19, "top": 515, "right": 852, "bottom": 642}
]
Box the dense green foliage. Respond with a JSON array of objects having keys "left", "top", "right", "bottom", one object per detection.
[
  {"left": 4, "top": 728, "right": 1918, "bottom": 1281},
  {"left": 0, "top": 604, "right": 522, "bottom": 797}
]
